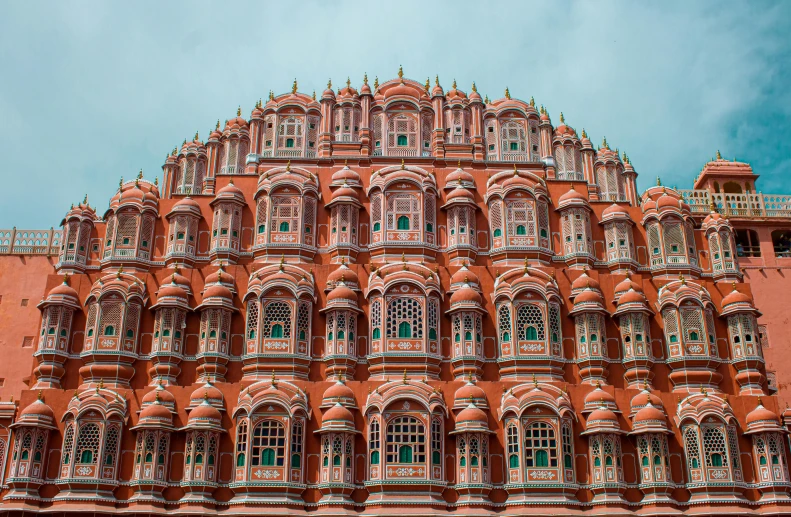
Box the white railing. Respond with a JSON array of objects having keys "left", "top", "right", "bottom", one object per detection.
[
  {"left": 386, "top": 148, "right": 419, "bottom": 157},
  {"left": 501, "top": 152, "right": 530, "bottom": 162},
  {"left": 220, "top": 165, "right": 239, "bottom": 175},
  {"left": 448, "top": 134, "right": 470, "bottom": 144},
  {"left": 680, "top": 190, "right": 791, "bottom": 218},
  {"left": 0, "top": 228, "right": 62, "bottom": 255}
]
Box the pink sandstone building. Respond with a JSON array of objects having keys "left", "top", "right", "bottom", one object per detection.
[{"left": 0, "top": 70, "right": 790, "bottom": 515}]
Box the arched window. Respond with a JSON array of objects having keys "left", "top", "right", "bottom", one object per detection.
[
  {"left": 251, "top": 420, "right": 285, "bottom": 467},
  {"left": 75, "top": 422, "right": 100, "bottom": 465},
  {"left": 507, "top": 423, "right": 519, "bottom": 468},
  {"left": 517, "top": 304, "right": 546, "bottom": 341},
  {"left": 387, "top": 416, "right": 426, "bottom": 465},
  {"left": 524, "top": 421, "right": 557, "bottom": 468}
]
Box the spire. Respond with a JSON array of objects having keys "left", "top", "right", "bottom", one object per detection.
[
  {"left": 403, "top": 369, "right": 408, "bottom": 384},
  {"left": 559, "top": 112, "right": 565, "bottom": 124},
  {"left": 601, "top": 136, "right": 609, "bottom": 149},
  {"left": 452, "top": 78, "right": 457, "bottom": 89},
  {"left": 374, "top": 76, "right": 379, "bottom": 89},
  {"left": 471, "top": 81, "right": 477, "bottom": 92},
  {"left": 398, "top": 65, "right": 404, "bottom": 82},
  {"left": 504, "top": 86, "right": 511, "bottom": 99},
  {"left": 530, "top": 96, "right": 535, "bottom": 107},
  {"left": 346, "top": 77, "right": 351, "bottom": 88},
  {"left": 363, "top": 72, "right": 368, "bottom": 85},
  {"left": 424, "top": 77, "right": 430, "bottom": 93},
  {"left": 581, "top": 128, "right": 587, "bottom": 139},
  {"left": 327, "top": 78, "right": 332, "bottom": 89},
  {"left": 269, "top": 90, "right": 274, "bottom": 101},
  {"left": 435, "top": 75, "right": 439, "bottom": 87},
  {"left": 484, "top": 94, "right": 489, "bottom": 104},
  {"left": 292, "top": 79, "right": 298, "bottom": 94},
  {"left": 716, "top": 149, "right": 722, "bottom": 160}
]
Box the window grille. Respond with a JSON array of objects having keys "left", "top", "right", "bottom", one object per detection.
[
  {"left": 386, "top": 297, "right": 423, "bottom": 339},
  {"left": 516, "top": 304, "right": 545, "bottom": 341},
  {"left": 524, "top": 420, "right": 558, "bottom": 468},
  {"left": 262, "top": 301, "right": 292, "bottom": 338},
  {"left": 386, "top": 416, "right": 426, "bottom": 464},
  {"left": 251, "top": 420, "right": 285, "bottom": 467}
]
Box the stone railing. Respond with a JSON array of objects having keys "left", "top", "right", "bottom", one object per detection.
[
  {"left": 0, "top": 228, "right": 62, "bottom": 255},
  {"left": 679, "top": 190, "right": 791, "bottom": 218}
]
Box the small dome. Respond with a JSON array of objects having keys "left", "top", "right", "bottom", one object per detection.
[
  {"left": 587, "top": 407, "right": 618, "bottom": 423},
  {"left": 450, "top": 265, "right": 479, "bottom": 287},
  {"left": 189, "top": 400, "right": 222, "bottom": 422},
  {"left": 173, "top": 196, "right": 200, "bottom": 209},
  {"left": 327, "top": 264, "right": 359, "bottom": 287},
  {"left": 139, "top": 400, "right": 173, "bottom": 422},
  {"left": 47, "top": 279, "right": 79, "bottom": 299},
  {"left": 203, "top": 283, "right": 233, "bottom": 301},
  {"left": 502, "top": 173, "right": 532, "bottom": 189},
  {"left": 571, "top": 271, "right": 600, "bottom": 292},
  {"left": 602, "top": 203, "right": 629, "bottom": 218},
  {"left": 157, "top": 281, "right": 188, "bottom": 300},
  {"left": 454, "top": 381, "right": 487, "bottom": 408},
  {"left": 324, "top": 402, "right": 354, "bottom": 424},
  {"left": 457, "top": 403, "right": 488, "bottom": 425},
  {"left": 331, "top": 166, "right": 362, "bottom": 185},
  {"left": 559, "top": 185, "right": 587, "bottom": 204},
  {"left": 142, "top": 385, "right": 176, "bottom": 407},
  {"left": 574, "top": 287, "right": 603, "bottom": 305},
  {"left": 629, "top": 387, "right": 662, "bottom": 414},
  {"left": 327, "top": 284, "right": 357, "bottom": 303},
  {"left": 331, "top": 186, "right": 358, "bottom": 201},
  {"left": 450, "top": 285, "right": 482, "bottom": 305},
  {"left": 746, "top": 402, "right": 779, "bottom": 426},
  {"left": 190, "top": 382, "right": 223, "bottom": 408},
  {"left": 21, "top": 398, "right": 54, "bottom": 419},
  {"left": 446, "top": 186, "right": 475, "bottom": 202},
  {"left": 618, "top": 288, "right": 646, "bottom": 305},
  {"left": 722, "top": 286, "right": 753, "bottom": 307},
  {"left": 322, "top": 379, "right": 356, "bottom": 408},
  {"left": 633, "top": 402, "right": 666, "bottom": 424},
  {"left": 614, "top": 275, "right": 641, "bottom": 297},
  {"left": 216, "top": 181, "right": 244, "bottom": 197},
  {"left": 584, "top": 383, "right": 616, "bottom": 412},
  {"left": 446, "top": 166, "right": 474, "bottom": 185}
]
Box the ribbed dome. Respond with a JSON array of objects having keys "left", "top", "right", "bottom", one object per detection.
[
  {"left": 327, "top": 284, "right": 357, "bottom": 302},
  {"left": 324, "top": 402, "right": 354, "bottom": 424},
  {"left": 457, "top": 403, "right": 488, "bottom": 424},
  {"left": 21, "top": 398, "right": 54, "bottom": 419},
  {"left": 450, "top": 285, "right": 482, "bottom": 305},
  {"left": 633, "top": 403, "right": 666, "bottom": 424},
  {"left": 746, "top": 403, "right": 779, "bottom": 425},
  {"left": 203, "top": 283, "right": 233, "bottom": 301},
  {"left": 47, "top": 280, "right": 79, "bottom": 299},
  {"left": 189, "top": 400, "right": 222, "bottom": 422}
]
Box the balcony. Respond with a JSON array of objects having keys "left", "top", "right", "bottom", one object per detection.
[{"left": 680, "top": 190, "right": 791, "bottom": 218}]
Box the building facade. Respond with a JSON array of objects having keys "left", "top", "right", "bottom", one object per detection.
[{"left": 1, "top": 72, "right": 791, "bottom": 515}]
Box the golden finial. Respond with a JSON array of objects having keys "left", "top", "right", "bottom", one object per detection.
[
  {"left": 327, "top": 78, "right": 332, "bottom": 90},
  {"left": 731, "top": 282, "right": 738, "bottom": 292},
  {"left": 559, "top": 112, "right": 565, "bottom": 124},
  {"left": 37, "top": 390, "right": 43, "bottom": 401},
  {"left": 424, "top": 77, "right": 430, "bottom": 93},
  {"left": 286, "top": 160, "right": 291, "bottom": 172},
  {"left": 400, "top": 159, "right": 405, "bottom": 170},
  {"left": 312, "top": 90, "right": 316, "bottom": 100},
  {"left": 504, "top": 87, "right": 511, "bottom": 99},
  {"left": 155, "top": 392, "right": 161, "bottom": 403},
  {"left": 402, "top": 252, "right": 406, "bottom": 263},
  {"left": 398, "top": 65, "right": 404, "bottom": 81},
  {"left": 119, "top": 176, "right": 123, "bottom": 188},
  {"left": 374, "top": 76, "right": 379, "bottom": 89},
  {"left": 73, "top": 390, "right": 79, "bottom": 399},
  {"left": 581, "top": 128, "right": 587, "bottom": 138},
  {"left": 435, "top": 75, "right": 439, "bottom": 86},
  {"left": 533, "top": 373, "right": 538, "bottom": 388},
  {"left": 530, "top": 96, "right": 535, "bottom": 107},
  {"left": 679, "top": 274, "right": 686, "bottom": 285},
  {"left": 272, "top": 370, "right": 278, "bottom": 386},
  {"left": 346, "top": 77, "right": 351, "bottom": 88},
  {"left": 363, "top": 72, "right": 368, "bottom": 85},
  {"left": 471, "top": 81, "right": 477, "bottom": 92},
  {"left": 624, "top": 153, "right": 630, "bottom": 164},
  {"left": 279, "top": 254, "right": 285, "bottom": 271},
  {"left": 656, "top": 176, "right": 662, "bottom": 186},
  {"left": 513, "top": 163, "right": 518, "bottom": 175},
  {"left": 403, "top": 369, "right": 408, "bottom": 384},
  {"left": 643, "top": 379, "right": 649, "bottom": 391},
  {"left": 452, "top": 78, "right": 457, "bottom": 89},
  {"left": 292, "top": 79, "right": 298, "bottom": 94},
  {"left": 601, "top": 136, "right": 608, "bottom": 149},
  {"left": 716, "top": 150, "right": 722, "bottom": 160},
  {"left": 758, "top": 396, "right": 763, "bottom": 406},
  {"left": 269, "top": 90, "right": 274, "bottom": 100}
]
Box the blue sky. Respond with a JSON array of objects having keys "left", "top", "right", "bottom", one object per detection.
[{"left": 1, "top": 1, "right": 789, "bottom": 227}]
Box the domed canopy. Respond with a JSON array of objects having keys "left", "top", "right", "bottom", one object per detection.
[
  {"left": 450, "top": 264, "right": 480, "bottom": 291},
  {"left": 450, "top": 401, "right": 493, "bottom": 435},
  {"left": 13, "top": 394, "right": 57, "bottom": 430},
  {"left": 189, "top": 382, "right": 224, "bottom": 411},
  {"left": 445, "top": 164, "right": 475, "bottom": 189},
  {"left": 151, "top": 277, "right": 191, "bottom": 311},
  {"left": 318, "top": 402, "right": 358, "bottom": 434},
  {"left": 211, "top": 179, "right": 245, "bottom": 206},
  {"left": 569, "top": 285, "right": 606, "bottom": 316},
  {"left": 453, "top": 378, "right": 488, "bottom": 410},
  {"left": 557, "top": 185, "right": 590, "bottom": 211},
  {"left": 745, "top": 399, "right": 783, "bottom": 434},
  {"left": 185, "top": 397, "right": 224, "bottom": 431},
  {"left": 39, "top": 276, "right": 81, "bottom": 310},
  {"left": 583, "top": 382, "right": 618, "bottom": 414},
  {"left": 629, "top": 401, "right": 671, "bottom": 435},
  {"left": 570, "top": 269, "right": 600, "bottom": 300},
  {"left": 331, "top": 165, "right": 362, "bottom": 187},
  {"left": 133, "top": 395, "right": 175, "bottom": 430},
  {"left": 321, "top": 378, "right": 357, "bottom": 409},
  {"left": 448, "top": 282, "right": 484, "bottom": 313},
  {"left": 322, "top": 279, "right": 361, "bottom": 313},
  {"left": 142, "top": 383, "right": 176, "bottom": 412},
  {"left": 720, "top": 284, "right": 759, "bottom": 316},
  {"left": 326, "top": 262, "right": 360, "bottom": 292},
  {"left": 581, "top": 404, "right": 622, "bottom": 435}
]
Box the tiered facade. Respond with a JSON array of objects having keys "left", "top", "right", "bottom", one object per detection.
[{"left": 2, "top": 71, "right": 791, "bottom": 516}]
